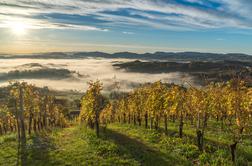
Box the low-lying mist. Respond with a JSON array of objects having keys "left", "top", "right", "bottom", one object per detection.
[{"left": 0, "top": 58, "right": 196, "bottom": 92}]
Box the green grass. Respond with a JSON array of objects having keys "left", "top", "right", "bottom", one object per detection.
[
  {"left": 0, "top": 123, "right": 251, "bottom": 166},
  {"left": 160, "top": 121, "right": 252, "bottom": 160}
]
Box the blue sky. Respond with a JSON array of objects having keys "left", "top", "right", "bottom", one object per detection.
[{"left": 0, "top": 0, "right": 252, "bottom": 54}]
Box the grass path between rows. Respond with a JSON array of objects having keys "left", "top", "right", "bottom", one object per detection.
[
  {"left": 0, "top": 124, "right": 191, "bottom": 166},
  {"left": 1, "top": 123, "right": 250, "bottom": 165}
]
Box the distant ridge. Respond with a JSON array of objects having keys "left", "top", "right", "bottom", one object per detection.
[{"left": 0, "top": 51, "right": 252, "bottom": 61}]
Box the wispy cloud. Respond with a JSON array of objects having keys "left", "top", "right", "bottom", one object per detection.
[
  {"left": 0, "top": 15, "right": 108, "bottom": 31},
  {"left": 123, "top": 31, "right": 135, "bottom": 35},
  {"left": 0, "top": 0, "right": 252, "bottom": 31}
]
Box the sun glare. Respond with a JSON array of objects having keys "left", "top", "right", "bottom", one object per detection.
[{"left": 8, "top": 21, "right": 28, "bottom": 35}]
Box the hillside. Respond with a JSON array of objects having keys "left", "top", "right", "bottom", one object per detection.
[
  {"left": 0, "top": 80, "right": 251, "bottom": 166},
  {"left": 0, "top": 63, "right": 87, "bottom": 81},
  {"left": 1, "top": 52, "right": 252, "bottom": 62},
  {"left": 113, "top": 60, "right": 252, "bottom": 84}
]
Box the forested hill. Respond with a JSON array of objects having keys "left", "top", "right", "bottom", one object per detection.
[
  {"left": 113, "top": 60, "right": 252, "bottom": 84},
  {"left": 1, "top": 51, "right": 252, "bottom": 61}
]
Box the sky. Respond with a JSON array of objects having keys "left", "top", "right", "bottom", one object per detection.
[{"left": 0, "top": 0, "right": 252, "bottom": 54}]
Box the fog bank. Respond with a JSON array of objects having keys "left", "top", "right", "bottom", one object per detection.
[{"left": 0, "top": 58, "right": 196, "bottom": 92}]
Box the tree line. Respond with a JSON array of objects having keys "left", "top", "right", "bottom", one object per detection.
[{"left": 79, "top": 79, "right": 252, "bottom": 163}]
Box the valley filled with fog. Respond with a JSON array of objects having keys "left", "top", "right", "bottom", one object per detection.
[{"left": 0, "top": 58, "right": 195, "bottom": 92}]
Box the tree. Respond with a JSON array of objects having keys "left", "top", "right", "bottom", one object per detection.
[
  {"left": 145, "top": 81, "right": 166, "bottom": 130},
  {"left": 187, "top": 86, "right": 210, "bottom": 151},
  {"left": 224, "top": 79, "right": 252, "bottom": 163},
  {"left": 9, "top": 82, "right": 26, "bottom": 144},
  {"left": 79, "top": 80, "right": 106, "bottom": 136}
]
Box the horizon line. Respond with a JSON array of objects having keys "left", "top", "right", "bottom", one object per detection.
[{"left": 0, "top": 50, "right": 251, "bottom": 56}]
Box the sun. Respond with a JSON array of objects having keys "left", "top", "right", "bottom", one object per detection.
[{"left": 8, "top": 21, "right": 28, "bottom": 35}]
